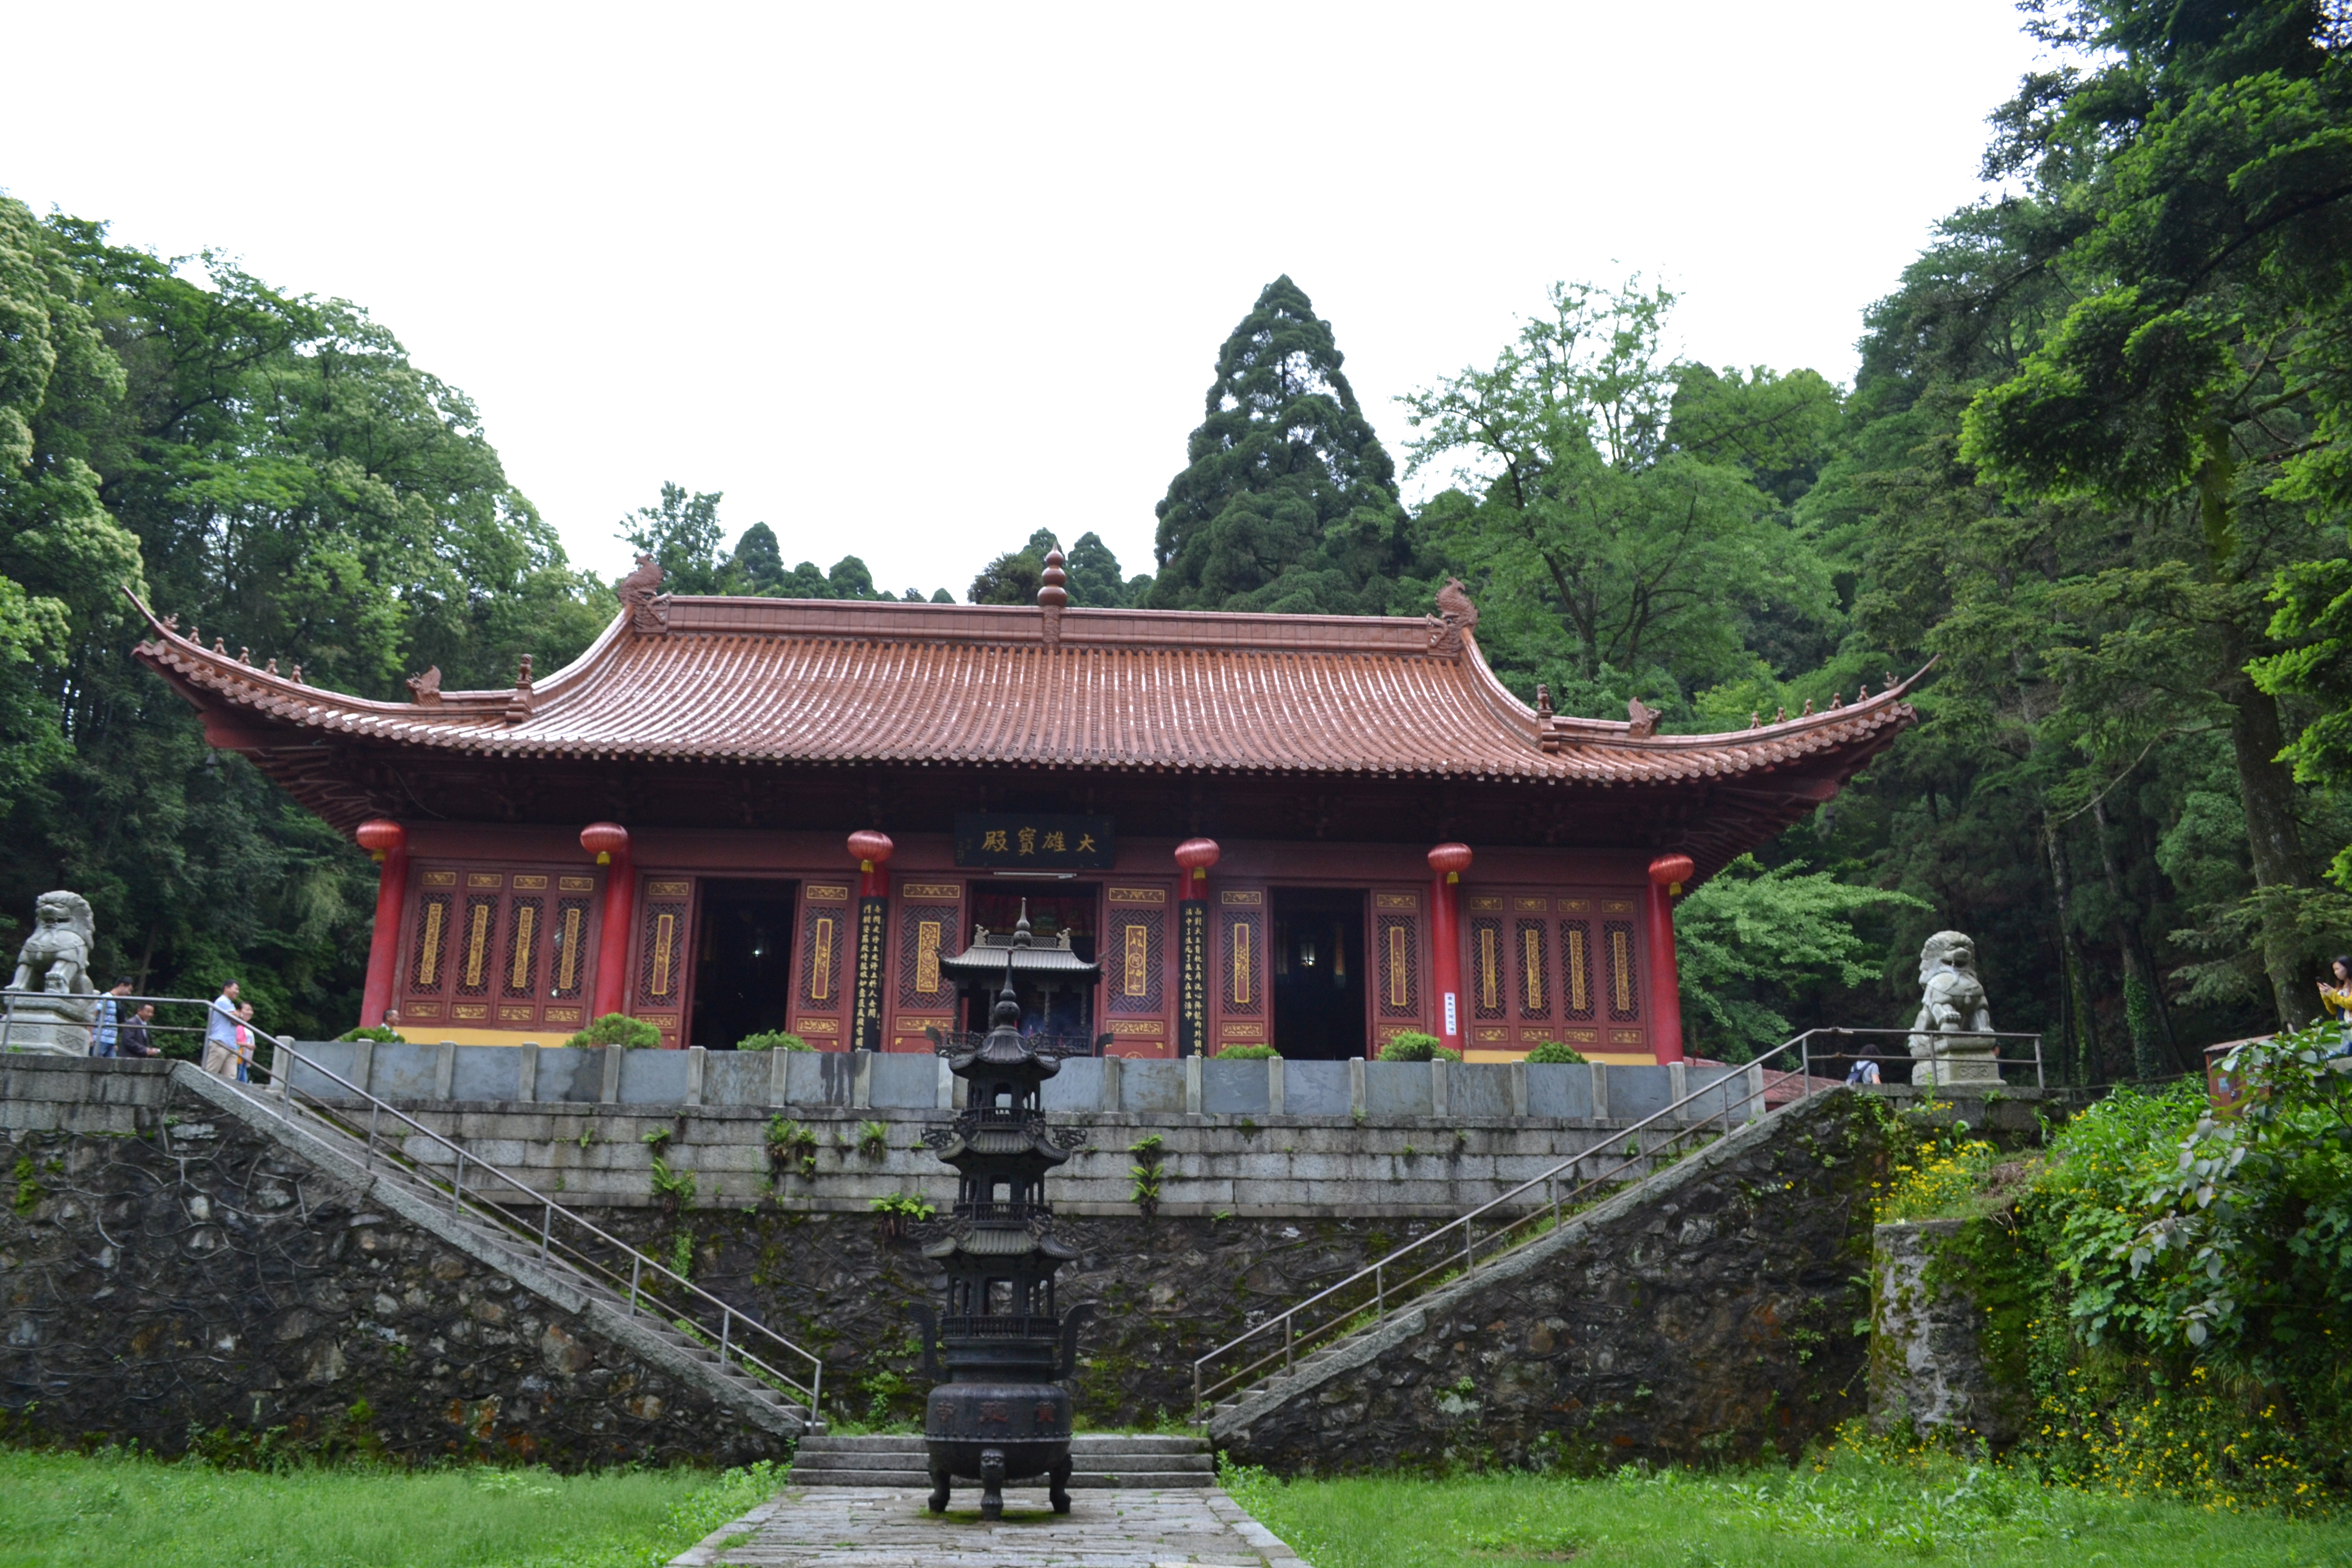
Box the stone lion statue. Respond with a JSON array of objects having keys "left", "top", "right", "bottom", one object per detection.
[
  {"left": 12, "top": 891, "right": 95, "bottom": 996},
  {"left": 1906, "top": 929, "right": 1998, "bottom": 1085}
]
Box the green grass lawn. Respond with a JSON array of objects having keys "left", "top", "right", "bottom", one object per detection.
[
  {"left": 1224, "top": 1450, "right": 2352, "bottom": 1568},
  {"left": 0, "top": 1450, "right": 776, "bottom": 1568}
]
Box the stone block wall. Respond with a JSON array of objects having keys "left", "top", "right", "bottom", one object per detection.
[
  {"left": 1213, "top": 1089, "right": 1889, "bottom": 1474},
  {"left": 1, "top": 1057, "right": 789, "bottom": 1467}
]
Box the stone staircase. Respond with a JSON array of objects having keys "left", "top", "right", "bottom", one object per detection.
[
  {"left": 1205, "top": 1090, "right": 1868, "bottom": 1468},
  {"left": 180, "top": 1064, "right": 818, "bottom": 1439},
  {"left": 790, "top": 1433, "right": 1214, "bottom": 1489}
]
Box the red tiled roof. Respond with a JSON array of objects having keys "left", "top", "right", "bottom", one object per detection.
[{"left": 133, "top": 595, "right": 1918, "bottom": 786}]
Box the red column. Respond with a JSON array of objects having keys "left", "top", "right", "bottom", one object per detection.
[
  {"left": 355, "top": 820, "right": 408, "bottom": 1027},
  {"left": 582, "top": 822, "right": 634, "bottom": 1021},
  {"left": 1428, "top": 843, "right": 1473, "bottom": 1052},
  {"left": 1174, "top": 838, "right": 1220, "bottom": 1059},
  {"left": 1646, "top": 853, "right": 1695, "bottom": 1063}
]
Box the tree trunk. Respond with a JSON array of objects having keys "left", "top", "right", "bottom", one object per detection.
[
  {"left": 2043, "top": 816, "right": 2103, "bottom": 1086},
  {"left": 2091, "top": 798, "right": 2169, "bottom": 1081},
  {"left": 2221, "top": 666, "right": 2315, "bottom": 1028},
  {"left": 2199, "top": 426, "right": 2315, "bottom": 1031}
]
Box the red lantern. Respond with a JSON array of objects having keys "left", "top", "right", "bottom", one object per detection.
[
  {"left": 354, "top": 819, "right": 406, "bottom": 864},
  {"left": 848, "top": 829, "right": 895, "bottom": 873},
  {"left": 1649, "top": 853, "right": 1696, "bottom": 896},
  {"left": 580, "top": 821, "right": 630, "bottom": 866},
  {"left": 1427, "top": 842, "right": 1474, "bottom": 882},
  {"left": 1173, "top": 837, "right": 1221, "bottom": 885}
]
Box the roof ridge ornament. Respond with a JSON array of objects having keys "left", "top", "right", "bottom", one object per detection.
[
  {"left": 1627, "top": 697, "right": 1660, "bottom": 739},
  {"left": 1037, "top": 548, "right": 1067, "bottom": 649},
  {"left": 406, "top": 666, "right": 444, "bottom": 706},
  {"left": 1426, "top": 577, "right": 1478, "bottom": 656},
  {"left": 622, "top": 552, "right": 670, "bottom": 636},
  {"left": 504, "top": 653, "right": 534, "bottom": 724}
]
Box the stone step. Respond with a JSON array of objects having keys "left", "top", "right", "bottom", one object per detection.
[
  {"left": 796, "top": 1433, "right": 1207, "bottom": 1455},
  {"left": 792, "top": 1449, "right": 1213, "bottom": 1472},
  {"left": 786, "top": 1466, "right": 1216, "bottom": 1489}
]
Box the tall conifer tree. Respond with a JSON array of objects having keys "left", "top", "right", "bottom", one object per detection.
[{"left": 1148, "top": 277, "right": 1411, "bottom": 611}]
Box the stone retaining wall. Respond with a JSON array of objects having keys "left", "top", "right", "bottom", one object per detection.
[
  {"left": 1213, "top": 1089, "right": 1888, "bottom": 1474},
  {"left": 0, "top": 1057, "right": 790, "bottom": 1466}
]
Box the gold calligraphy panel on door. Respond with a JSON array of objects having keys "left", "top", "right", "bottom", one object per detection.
[
  {"left": 897, "top": 887, "right": 960, "bottom": 1011},
  {"left": 1469, "top": 917, "right": 1506, "bottom": 1020},
  {"left": 1218, "top": 905, "right": 1262, "bottom": 1015},
  {"left": 1559, "top": 919, "right": 1595, "bottom": 1020},
  {"left": 635, "top": 884, "right": 692, "bottom": 1025},
  {"left": 1107, "top": 905, "right": 1165, "bottom": 1015},
  {"left": 1375, "top": 911, "right": 1420, "bottom": 1020}
]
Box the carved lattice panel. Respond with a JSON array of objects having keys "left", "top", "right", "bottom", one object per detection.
[
  {"left": 1218, "top": 896, "right": 1263, "bottom": 1015},
  {"left": 636, "top": 888, "right": 692, "bottom": 1010},
  {"left": 1604, "top": 919, "right": 1640, "bottom": 1021},
  {"left": 453, "top": 893, "right": 500, "bottom": 999},
  {"left": 1468, "top": 917, "right": 1506, "bottom": 1020},
  {"left": 1107, "top": 906, "right": 1165, "bottom": 1014},
  {"left": 1375, "top": 911, "right": 1420, "bottom": 1020},
  {"left": 549, "top": 895, "right": 593, "bottom": 1000},
  {"left": 1514, "top": 917, "right": 1554, "bottom": 1021},
  {"left": 502, "top": 896, "right": 545, "bottom": 999},
  {"left": 795, "top": 885, "right": 848, "bottom": 1045},
  {"left": 1558, "top": 919, "right": 1596, "bottom": 1020},
  {"left": 406, "top": 886, "right": 454, "bottom": 997},
  {"left": 896, "top": 890, "right": 961, "bottom": 1010}
]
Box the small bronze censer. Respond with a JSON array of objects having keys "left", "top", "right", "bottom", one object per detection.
[{"left": 916, "top": 953, "right": 1095, "bottom": 1518}]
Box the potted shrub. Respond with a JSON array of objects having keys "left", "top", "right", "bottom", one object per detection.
[{"left": 1525, "top": 1040, "right": 1588, "bottom": 1063}]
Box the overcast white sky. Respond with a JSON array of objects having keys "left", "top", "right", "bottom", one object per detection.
[{"left": 7, "top": 2, "right": 2053, "bottom": 598}]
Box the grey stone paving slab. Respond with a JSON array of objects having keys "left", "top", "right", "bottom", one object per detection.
[{"left": 667, "top": 1484, "right": 1309, "bottom": 1567}]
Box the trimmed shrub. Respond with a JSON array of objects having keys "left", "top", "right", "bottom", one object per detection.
[
  {"left": 736, "top": 1031, "right": 812, "bottom": 1052},
  {"left": 1378, "top": 1032, "right": 1461, "bottom": 1063},
  {"left": 1524, "top": 1040, "right": 1587, "bottom": 1064},
  {"left": 565, "top": 1013, "right": 662, "bottom": 1049},
  {"left": 1214, "top": 1044, "right": 1279, "bottom": 1060}
]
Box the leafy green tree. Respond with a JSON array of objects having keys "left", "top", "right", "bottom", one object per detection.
[
  {"left": 729, "top": 522, "right": 787, "bottom": 594},
  {"left": 1402, "top": 281, "right": 1836, "bottom": 715},
  {"left": 0, "top": 199, "right": 131, "bottom": 814},
  {"left": 968, "top": 528, "right": 1140, "bottom": 607},
  {"left": 970, "top": 532, "right": 1046, "bottom": 605},
  {"left": 1148, "top": 276, "right": 1412, "bottom": 613},
  {"left": 1957, "top": 0, "right": 2352, "bottom": 1026},
  {"left": 0, "top": 208, "right": 609, "bottom": 1035},
  {"left": 620, "top": 483, "right": 727, "bottom": 595},
  {"left": 1674, "top": 855, "right": 1929, "bottom": 1059}
]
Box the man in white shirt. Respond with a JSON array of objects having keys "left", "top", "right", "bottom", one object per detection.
[{"left": 203, "top": 981, "right": 242, "bottom": 1077}]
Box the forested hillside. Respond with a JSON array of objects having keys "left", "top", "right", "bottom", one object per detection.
[{"left": 3, "top": 0, "right": 2345, "bottom": 1065}]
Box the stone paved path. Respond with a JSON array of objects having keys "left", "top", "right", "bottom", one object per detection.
[{"left": 667, "top": 1483, "right": 1311, "bottom": 1567}]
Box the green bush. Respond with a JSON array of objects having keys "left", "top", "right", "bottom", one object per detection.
[
  {"left": 564, "top": 1013, "right": 660, "bottom": 1049},
  {"left": 736, "top": 1030, "right": 811, "bottom": 1052},
  {"left": 1523, "top": 1040, "right": 1587, "bottom": 1064},
  {"left": 334, "top": 1024, "right": 405, "bottom": 1044},
  {"left": 1377, "top": 1032, "right": 1460, "bottom": 1062},
  {"left": 1214, "top": 1044, "right": 1279, "bottom": 1060}
]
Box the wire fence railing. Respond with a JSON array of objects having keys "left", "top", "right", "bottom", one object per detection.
[
  {"left": 4, "top": 989, "right": 823, "bottom": 1427},
  {"left": 1190, "top": 1025, "right": 2050, "bottom": 1415}
]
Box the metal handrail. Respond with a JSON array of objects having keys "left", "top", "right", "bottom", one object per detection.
[
  {"left": 75, "top": 1013, "right": 830, "bottom": 1426},
  {"left": 1, "top": 988, "right": 280, "bottom": 1063},
  {"left": 1189, "top": 1024, "right": 2048, "bottom": 1413}
]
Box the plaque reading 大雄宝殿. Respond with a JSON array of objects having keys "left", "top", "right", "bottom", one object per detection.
[{"left": 952, "top": 814, "right": 1113, "bottom": 870}]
